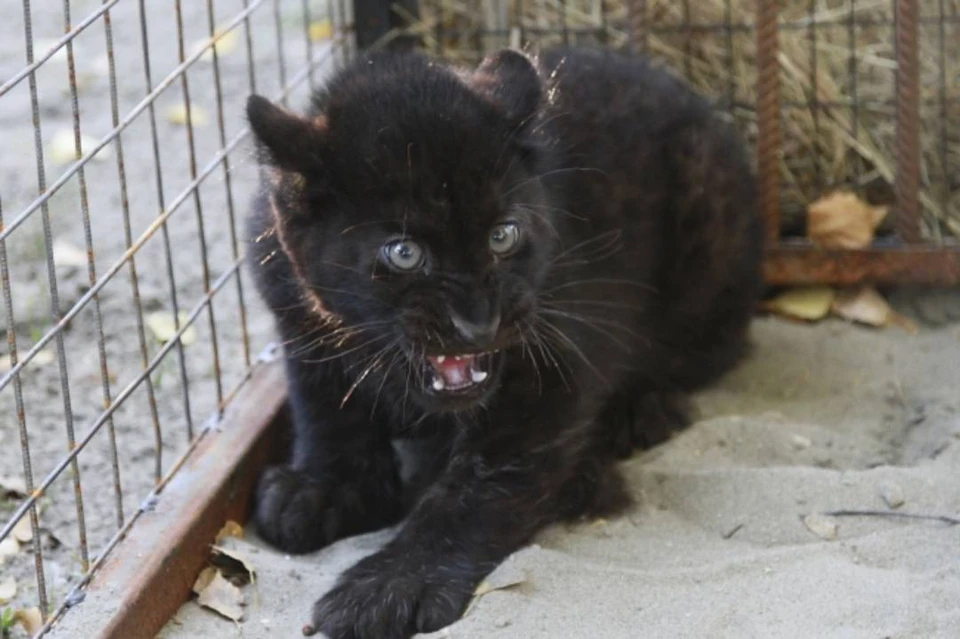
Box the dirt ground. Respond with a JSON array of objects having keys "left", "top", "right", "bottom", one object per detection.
[{"left": 0, "top": 0, "right": 334, "bottom": 622}]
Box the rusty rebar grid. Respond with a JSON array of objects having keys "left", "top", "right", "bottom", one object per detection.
[
  {"left": 0, "top": 1, "right": 348, "bottom": 633},
  {"left": 894, "top": 0, "right": 922, "bottom": 243},
  {"left": 756, "top": 0, "right": 782, "bottom": 245}
]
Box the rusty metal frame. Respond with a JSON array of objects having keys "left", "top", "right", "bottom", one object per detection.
[
  {"left": 754, "top": 0, "right": 960, "bottom": 285},
  {"left": 46, "top": 360, "right": 288, "bottom": 639}
]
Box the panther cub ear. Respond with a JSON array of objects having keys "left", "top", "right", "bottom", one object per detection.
[
  {"left": 470, "top": 49, "right": 543, "bottom": 129},
  {"left": 247, "top": 95, "right": 327, "bottom": 174}
]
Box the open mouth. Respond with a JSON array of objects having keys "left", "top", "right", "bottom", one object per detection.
[{"left": 424, "top": 352, "right": 496, "bottom": 394}]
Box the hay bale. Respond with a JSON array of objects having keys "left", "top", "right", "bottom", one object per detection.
[{"left": 395, "top": 0, "right": 960, "bottom": 239}]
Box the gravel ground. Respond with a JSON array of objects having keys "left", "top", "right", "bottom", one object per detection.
[{"left": 0, "top": 0, "right": 337, "bottom": 623}]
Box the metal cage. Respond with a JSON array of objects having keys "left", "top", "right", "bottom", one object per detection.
[{"left": 0, "top": 0, "right": 350, "bottom": 634}]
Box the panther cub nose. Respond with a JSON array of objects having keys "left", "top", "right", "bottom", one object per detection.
[{"left": 449, "top": 309, "right": 500, "bottom": 347}]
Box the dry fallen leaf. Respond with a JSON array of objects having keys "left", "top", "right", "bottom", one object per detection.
[
  {"left": 146, "top": 311, "right": 197, "bottom": 346},
  {"left": 763, "top": 286, "right": 835, "bottom": 321},
  {"left": 803, "top": 513, "right": 838, "bottom": 540},
  {"left": 166, "top": 104, "right": 209, "bottom": 127},
  {"left": 889, "top": 313, "right": 919, "bottom": 334},
  {"left": 0, "top": 476, "right": 27, "bottom": 499},
  {"left": 831, "top": 286, "right": 892, "bottom": 327},
  {"left": 191, "top": 30, "right": 239, "bottom": 62},
  {"left": 464, "top": 562, "right": 526, "bottom": 617},
  {"left": 831, "top": 286, "right": 919, "bottom": 333},
  {"left": 195, "top": 569, "right": 244, "bottom": 621},
  {"left": 0, "top": 577, "right": 18, "bottom": 604},
  {"left": 807, "top": 191, "right": 887, "bottom": 249},
  {"left": 309, "top": 20, "right": 333, "bottom": 41},
  {"left": 215, "top": 520, "right": 244, "bottom": 543},
  {"left": 13, "top": 509, "right": 40, "bottom": 544},
  {"left": 210, "top": 545, "right": 256, "bottom": 586},
  {"left": 14, "top": 607, "right": 43, "bottom": 636},
  {"left": 48, "top": 129, "right": 112, "bottom": 165},
  {"left": 0, "top": 537, "right": 20, "bottom": 563},
  {"left": 52, "top": 238, "right": 89, "bottom": 269},
  {"left": 193, "top": 566, "right": 219, "bottom": 595},
  {"left": 32, "top": 350, "right": 56, "bottom": 367}
]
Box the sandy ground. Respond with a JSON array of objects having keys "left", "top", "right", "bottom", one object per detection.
[
  {"left": 1, "top": 0, "right": 333, "bottom": 619},
  {"left": 158, "top": 311, "right": 960, "bottom": 639}
]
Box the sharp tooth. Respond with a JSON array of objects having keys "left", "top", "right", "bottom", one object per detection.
[
  {"left": 454, "top": 355, "right": 462, "bottom": 361},
  {"left": 471, "top": 369, "right": 488, "bottom": 383},
  {"left": 432, "top": 377, "right": 445, "bottom": 391},
  {"left": 437, "top": 355, "right": 446, "bottom": 364}
]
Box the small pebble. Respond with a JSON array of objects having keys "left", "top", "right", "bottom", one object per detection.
[
  {"left": 880, "top": 482, "right": 905, "bottom": 509},
  {"left": 494, "top": 617, "right": 512, "bottom": 628},
  {"left": 803, "top": 514, "right": 838, "bottom": 540},
  {"left": 791, "top": 435, "right": 812, "bottom": 450}
]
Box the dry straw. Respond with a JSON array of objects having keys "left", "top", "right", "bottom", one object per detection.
[{"left": 393, "top": 0, "right": 959, "bottom": 238}]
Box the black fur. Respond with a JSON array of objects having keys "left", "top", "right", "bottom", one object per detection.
[{"left": 245, "top": 47, "right": 762, "bottom": 638}]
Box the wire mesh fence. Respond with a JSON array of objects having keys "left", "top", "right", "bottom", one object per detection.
[{"left": 0, "top": 0, "right": 350, "bottom": 633}]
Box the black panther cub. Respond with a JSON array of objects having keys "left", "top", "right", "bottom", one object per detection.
[{"left": 246, "top": 46, "right": 762, "bottom": 638}]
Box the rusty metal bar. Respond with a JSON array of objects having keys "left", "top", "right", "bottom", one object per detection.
[
  {"left": 103, "top": 0, "right": 165, "bottom": 486},
  {"left": 0, "top": 197, "right": 49, "bottom": 617},
  {"left": 174, "top": 0, "right": 225, "bottom": 423},
  {"left": 207, "top": 0, "right": 254, "bottom": 371},
  {"left": 136, "top": 0, "right": 196, "bottom": 443},
  {"left": 0, "top": 0, "right": 121, "bottom": 99},
  {"left": 64, "top": 0, "right": 125, "bottom": 534},
  {"left": 756, "top": 0, "right": 781, "bottom": 245},
  {"left": 894, "top": 0, "right": 922, "bottom": 242},
  {"left": 628, "top": 0, "right": 648, "bottom": 54},
  {"left": 45, "top": 360, "right": 289, "bottom": 639},
  {"left": 764, "top": 244, "right": 960, "bottom": 285},
  {"left": 22, "top": 0, "right": 91, "bottom": 579}
]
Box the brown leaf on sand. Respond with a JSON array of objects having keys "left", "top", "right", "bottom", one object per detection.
[
  {"left": 210, "top": 545, "right": 256, "bottom": 586},
  {"left": 192, "top": 566, "right": 219, "bottom": 595},
  {"left": 215, "top": 520, "right": 244, "bottom": 543},
  {"left": 831, "top": 287, "right": 892, "bottom": 327},
  {"left": 807, "top": 191, "right": 887, "bottom": 249},
  {"left": 463, "top": 562, "right": 526, "bottom": 617},
  {"left": 763, "top": 286, "right": 835, "bottom": 321},
  {"left": 194, "top": 568, "right": 244, "bottom": 622},
  {"left": 831, "top": 287, "right": 919, "bottom": 333},
  {"left": 14, "top": 607, "right": 43, "bottom": 635}
]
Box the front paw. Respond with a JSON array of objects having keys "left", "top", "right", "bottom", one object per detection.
[
  {"left": 307, "top": 551, "right": 477, "bottom": 639},
  {"left": 255, "top": 465, "right": 403, "bottom": 554}
]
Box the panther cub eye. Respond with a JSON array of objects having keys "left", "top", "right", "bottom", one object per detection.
[
  {"left": 489, "top": 222, "right": 521, "bottom": 256},
  {"left": 382, "top": 239, "right": 425, "bottom": 272}
]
